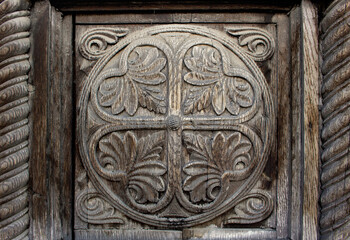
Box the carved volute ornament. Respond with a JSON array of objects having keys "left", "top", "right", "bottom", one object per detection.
[{"left": 77, "top": 24, "right": 275, "bottom": 227}]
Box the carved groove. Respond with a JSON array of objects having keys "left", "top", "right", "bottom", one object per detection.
[
  {"left": 0, "top": 0, "right": 30, "bottom": 239},
  {"left": 320, "top": 0, "right": 350, "bottom": 238}
]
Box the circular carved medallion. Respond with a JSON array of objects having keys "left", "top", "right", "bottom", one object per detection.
[{"left": 78, "top": 24, "right": 275, "bottom": 227}]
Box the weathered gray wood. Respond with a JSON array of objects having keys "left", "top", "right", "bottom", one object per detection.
[
  {"left": 0, "top": 0, "right": 31, "bottom": 239},
  {"left": 25, "top": 1, "right": 345, "bottom": 239},
  {"left": 76, "top": 12, "right": 278, "bottom": 24},
  {"left": 55, "top": 1, "right": 297, "bottom": 12},
  {"left": 301, "top": 1, "right": 320, "bottom": 239},
  {"left": 75, "top": 229, "right": 182, "bottom": 240},
  {"left": 290, "top": 6, "right": 303, "bottom": 240},
  {"left": 30, "top": 1, "right": 74, "bottom": 239},
  {"left": 320, "top": 0, "right": 350, "bottom": 239},
  {"left": 271, "top": 13, "right": 292, "bottom": 239},
  {"left": 182, "top": 228, "right": 276, "bottom": 240},
  {"left": 29, "top": 1, "right": 50, "bottom": 239},
  {"left": 75, "top": 22, "right": 276, "bottom": 229}
]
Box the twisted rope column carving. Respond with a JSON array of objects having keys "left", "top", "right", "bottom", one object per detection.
[
  {"left": 320, "top": 0, "right": 350, "bottom": 239},
  {"left": 0, "top": 0, "right": 31, "bottom": 239}
]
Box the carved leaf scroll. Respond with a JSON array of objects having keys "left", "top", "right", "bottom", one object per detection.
[
  {"left": 97, "top": 47, "right": 167, "bottom": 116},
  {"left": 226, "top": 27, "right": 275, "bottom": 61},
  {"left": 76, "top": 189, "right": 124, "bottom": 224},
  {"left": 225, "top": 190, "right": 273, "bottom": 224},
  {"left": 182, "top": 131, "right": 254, "bottom": 204},
  {"left": 183, "top": 46, "right": 255, "bottom": 115},
  {"left": 79, "top": 28, "right": 129, "bottom": 60},
  {"left": 97, "top": 131, "right": 167, "bottom": 204}
]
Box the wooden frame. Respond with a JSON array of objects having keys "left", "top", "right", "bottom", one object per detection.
[{"left": 3, "top": 0, "right": 344, "bottom": 239}]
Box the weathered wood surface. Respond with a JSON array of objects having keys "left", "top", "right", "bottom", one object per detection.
[
  {"left": 0, "top": 0, "right": 31, "bottom": 239},
  {"left": 301, "top": 0, "right": 320, "bottom": 239},
  {"left": 75, "top": 229, "right": 182, "bottom": 240},
  {"left": 320, "top": 0, "right": 350, "bottom": 239},
  {"left": 30, "top": 1, "right": 74, "bottom": 239},
  {"left": 290, "top": 6, "right": 303, "bottom": 240},
  {"left": 75, "top": 22, "right": 276, "bottom": 229}
]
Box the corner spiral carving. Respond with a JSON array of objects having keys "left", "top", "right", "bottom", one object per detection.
[
  {"left": 0, "top": 0, "right": 31, "bottom": 239},
  {"left": 79, "top": 28, "right": 129, "bottom": 60},
  {"left": 76, "top": 188, "right": 124, "bottom": 225},
  {"left": 226, "top": 27, "right": 275, "bottom": 61},
  {"left": 224, "top": 190, "right": 273, "bottom": 224}
]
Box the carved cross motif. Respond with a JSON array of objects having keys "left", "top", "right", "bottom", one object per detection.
[{"left": 77, "top": 24, "right": 275, "bottom": 227}]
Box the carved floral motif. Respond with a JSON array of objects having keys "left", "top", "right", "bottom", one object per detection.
[
  {"left": 95, "top": 131, "right": 167, "bottom": 204},
  {"left": 78, "top": 24, "right": 275, "bottom": 227},
  {"left": 93, "top": 46, "right": 167, "bottom": 117},
  {"left": 183, "top": 46, "right": 255, "bottom": 115}
]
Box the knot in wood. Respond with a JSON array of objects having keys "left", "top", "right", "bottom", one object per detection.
[{"left": 167, "top": 115, "right": 181, "bottom": 130}]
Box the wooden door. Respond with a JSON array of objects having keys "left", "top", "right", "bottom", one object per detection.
[{"left": 28, "top": 1, "right": 321, "bottom": 239}]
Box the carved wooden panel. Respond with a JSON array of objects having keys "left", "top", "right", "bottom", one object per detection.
[
  {"left": 73, "top": 12, "right": 294, "bottom": 239},
  {"left": 76, "top": 24, "right": 275, "bottom": 227},
  {"left": 320, "top": 0, "right": 350, "bottom": 239}
]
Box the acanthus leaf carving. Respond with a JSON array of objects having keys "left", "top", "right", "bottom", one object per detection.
[
  {"left": 96, "top": 131, "right": 167, "bottom": 205},
  {"left": 226, "top": 27, "right": 275, "bottom": 61},
  {"left": 79, "top": 25, "right": 275, "bottom": 227},
  {"left": 79, "top": 27, "right": 129, "bottom": 60},
  {"left": 182, "top": 131, "right": 255, "bottom": 204},
  {"left": 95, "top": 47, "right": 167, "bottom": 116},
  {"left": 76, "top": 188, "right": 124, "bottom": 225},
  {"left": 224, "top": 190, "right": 273, "bottom": 224},
  {"left": 183, "top": 46, "right": 255, "bottom": 116},
  {"left": 183, "top": 87, "right": 211, "bottom": 114}
]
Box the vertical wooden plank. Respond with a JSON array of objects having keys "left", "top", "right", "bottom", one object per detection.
[
  {"left": 60, "top": 14, "right": 74, "bottom": 240},
  {"left": 272, "top": 13, "right": 291, "bottom": 239},
  {"left": 290, "top": 6, "right": 303, "bottom": 240},
  {"left": 30, "top": 2, "right": 73, "bottom": 239},
  {"left": 30, "top": 1, "right": 50, "bottom": 239},
  {"left": 48, "top": 9, "right": 74, "bottom": 240},
  {"left": 48, "top": 8, "right": 63, "bottom": 239},
  {"left": 301, "top": 0, "right": 320, "bottom": 239}
]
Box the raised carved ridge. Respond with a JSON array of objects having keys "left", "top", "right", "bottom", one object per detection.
[
  {"left": 226, "top": 27, "right": 275, "bottom": 61},
  {"left": 320, "top": 0, "right": 350, "bottom": 238}
]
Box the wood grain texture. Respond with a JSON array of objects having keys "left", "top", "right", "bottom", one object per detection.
[
  {"left": 30, "top": 1, "right": 74, "bottom": 239},
  {"left": 0, "top": 0, "right": 31, "bottom": 239},
  {"left": 320, "top": 0, "right": 350, "bottom": 239},
  {"left": 76, "top": 24, "right": 276, "bottom": 228},
  {"left": 301, "top": 1, "right": 320, "bottom": 239},
  {"left": 290, "top": 6, "right": 303, "bottom": 240}
]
